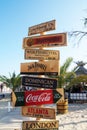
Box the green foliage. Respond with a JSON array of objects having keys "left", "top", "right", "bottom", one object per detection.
[
  {"left": 60, "top": 57, "right": 73, "bottom": 74},
  {"left": 0, "top": 72, "right": 21, "bottom": 91},
  {"left": 57, "top": 57, "right": 76, "bottom": 88},
  {"left": 1, "top": 57, "right": 87, "bottom": 92},
  {"left": 68, "top": 75, "right": 87, "bottom": 87}
]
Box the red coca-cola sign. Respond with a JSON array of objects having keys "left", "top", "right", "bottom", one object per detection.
[
  {"left": 12, "top": 89, "right": 63, "bottom": 107},
  {"left": 25, "top": 89, "right": 53, "bottom": 105}
]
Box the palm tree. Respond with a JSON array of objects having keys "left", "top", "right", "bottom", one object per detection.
[
  {"left": 68, "top": 75, "right": 87, "bottom": 86},
  {"left": 56, "top": 57, "right": 76, "bottom": 112},
  {"left": 57, "top": 57, "right": 76, "bottom": 88},
  {"left": 66, "top": 75, "right": 87, "bottom": 94},
  {"left": 0, "top": 72, "right": 21, "bottom": 91}
]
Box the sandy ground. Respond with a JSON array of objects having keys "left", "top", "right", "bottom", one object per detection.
[{"left": 0, "top": 98, "right": 87, "bottom": 130}]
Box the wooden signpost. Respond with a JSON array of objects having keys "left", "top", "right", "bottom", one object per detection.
[
  {"left": 13, "top": 20, "right": 67, "bottom": 130},
  {"left": 22, "top": 120, "right": 59, "bottom": 130},
  {"left": 20, "top": 60, "right": 60, "bottom": 76},
  {"left": 21, "top": 76, "right": 58, "bottom": 89},
  {"left": 28, "top": 19, "right": 56, "bottom": 35},
  {"left": 24, "top": 49, "right": 60, "bottom": 60},
  {"left": 23, "top": 33, "right": 67, "bottom": 48},
  {"left": 12, "top": 88, "right": 64, "bottom": 107},
  {"left": 22, "top": 106, "right": 56, "bottom": 119}
]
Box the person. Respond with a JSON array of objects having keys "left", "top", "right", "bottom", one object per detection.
[{"left": 0, "top": 83, "right": 3, "bottom": 92}]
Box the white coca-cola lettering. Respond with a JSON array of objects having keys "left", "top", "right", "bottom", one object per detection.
[
  {"left": 26, "top": 93, "right": 51, "bottom": 103},
  {"left": 38, "top": 93, "right": 51, "bottom": 102}
]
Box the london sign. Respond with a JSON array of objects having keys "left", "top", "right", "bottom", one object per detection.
[{"left": 22, "top": 120, "right": 59, "bottom": 130}]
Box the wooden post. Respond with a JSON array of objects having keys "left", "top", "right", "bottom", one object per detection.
[{"left": 36, "top": 32, "right": 46, "bottom": 121}]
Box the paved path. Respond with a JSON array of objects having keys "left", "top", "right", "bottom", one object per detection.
[{"left": 0, "top": 99, "right": 87, "bottom": 130}]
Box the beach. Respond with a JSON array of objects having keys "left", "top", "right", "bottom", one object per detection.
[
  {"left": 0, "top": 98, "right": 87, "bottom": 130},
  {"left": 57, "top": 103, "right": 87, "bottom": 130}
]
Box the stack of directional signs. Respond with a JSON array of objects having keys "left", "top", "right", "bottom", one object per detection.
[{"left": 12, "top": 20, "right": 67, "bottom": 130}]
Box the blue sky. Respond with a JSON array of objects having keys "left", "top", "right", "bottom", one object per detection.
[{"left": 0, "top": 0, "right": 87, "bottom": 76}]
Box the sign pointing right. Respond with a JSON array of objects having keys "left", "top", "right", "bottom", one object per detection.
[{"left": 12, "top": 88, "right": 64, "bottom": 107}]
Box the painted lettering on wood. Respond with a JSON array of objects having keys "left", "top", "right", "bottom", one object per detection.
[
  {"left": 28, "top": 20, "right": 56, "bottom": 35},
  {"left": 22, "top": 120, "right": 59, "bottom": 130},
  {"left": 25, "top": 49, "right": 60, "bottom": 60},
  {"left": 22, "top": 106, "right": 56, "bottom": 119},
  {"left": 22, "top": 33, "right": 67, "bottom": 48},
  {"left": 20, "top": 60, "right": 60, "bottom": 76},
  {"left": 21, "top": 76, "right": 58, "bottom": 89}
]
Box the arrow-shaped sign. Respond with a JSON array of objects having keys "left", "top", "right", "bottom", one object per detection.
[
  {"left": 12, "top": 88, "right": 64, "bottom": 107},
  {"left": 28, "top": 19, "right": 56, "bottom": 35}
]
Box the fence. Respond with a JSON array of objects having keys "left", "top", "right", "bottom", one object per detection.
[{"left": 68, "top": 92, "right": 87, "bottom": 103}]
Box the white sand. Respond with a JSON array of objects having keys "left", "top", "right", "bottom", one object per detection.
[
  {"left": 0, "top": 99, "right": 87, "bottom": 130},
  {"left": 57, "top": 103, "right": 87, "bottom": 130}
]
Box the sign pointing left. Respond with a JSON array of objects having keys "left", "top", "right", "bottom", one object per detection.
[{"left": 12, "top": 88, "right": 64, "bottom": 107}]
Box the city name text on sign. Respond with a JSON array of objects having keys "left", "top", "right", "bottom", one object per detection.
[
  {"left": 20, "top": 60, "right": 60, "bottom": 76},
  {"left": 28, "top": 19, "right": 56, "bottom": 35},
  {"left": 24, "top": 49, "right": 60, "bottom": 60},
  {"left": 21, "top": 76, "right": 58, "bottom": 89},
  {"left": 12, "top": 88, "right": 64, "bottom": 107},
  {"left": 22, "top": 33, "right": 67, "bottom": 48},
  {"left": 22, "top": 120, "right": 59, "bottom": 130},
  {"left": 22, "top": 106, "right": 56, "bottom": 119}
]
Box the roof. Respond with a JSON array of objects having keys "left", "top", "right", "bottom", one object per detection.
[{"left": 75, "top": 66, "right": 87, "bottom": 75}]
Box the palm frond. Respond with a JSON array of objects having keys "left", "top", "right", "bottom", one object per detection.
[
  {"left": 0, "top": 72, "right": 21, "bottom": 91},
  {"left": 60, "top": 57, "right": 73, "bottom": 74}
]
